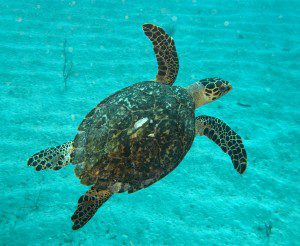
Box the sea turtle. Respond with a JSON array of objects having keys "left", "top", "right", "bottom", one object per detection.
[{"left": 27, "top": 23, "right": 247, "bottom": 230}]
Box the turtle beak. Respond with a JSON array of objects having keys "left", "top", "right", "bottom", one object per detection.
[{"left": 227, "top": 83, "right": 233, "bottom": 92}]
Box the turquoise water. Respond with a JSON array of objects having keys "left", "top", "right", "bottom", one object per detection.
[{"left": 1, "top": 0, "right": 299, "bottom": 244}]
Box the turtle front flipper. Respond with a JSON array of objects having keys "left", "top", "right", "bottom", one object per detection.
[
  {"left": 143, "top": 23, "right": 179, "bottom": 85},
  {"left": 195, "top": 116, "right": 247, "bottom": 174},
  {"left": 71, "top": 187, "right": 112, "bottom": 230}
]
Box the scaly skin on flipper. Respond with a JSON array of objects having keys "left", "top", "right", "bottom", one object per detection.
[
  {"left": 143, "top": 23, "right": 179, "bottom": 85},
  {"left": 71, "top": 187, "right": 112, "bottom": 230},
  {"left": 195, "top": 116, "right": 247, "bottom": 174},
  {"left": 27, "top": 141, "right": 73, "bottom": 171}
]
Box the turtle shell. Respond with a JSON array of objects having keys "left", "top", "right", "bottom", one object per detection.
[{"left": 71, "top": 81, "right": 195, "bottom": 193}]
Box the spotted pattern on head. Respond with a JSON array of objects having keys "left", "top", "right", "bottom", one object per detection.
[
  {"left": 71, "top": 187, "right": 112, "bottom": 230},
  {"left": 198, "top": 77, "right": 232, "bottom": 102},
  {"left": 143, "top": 23, "right": 179, "bottom": 85},
  {"left": 27, "top": 141, "right": 73, "bottom": 171},
  {"left": 196, "top": 115, "right": 247, "bottom": 174}
]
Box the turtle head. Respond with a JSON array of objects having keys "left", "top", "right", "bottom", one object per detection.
[{"left": 186, "top": 78, "right": 232, "bottom": 108}]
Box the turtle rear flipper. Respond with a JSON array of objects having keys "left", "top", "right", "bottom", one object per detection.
[
  {"left": 196, "top": 116, "right": 247, "bottom": 174},
  {"left": 71, "top": 187, "right": 112, "bottom": 230},
  {"left": 27, "top": 141, "right": 73, "bottom": 171}
]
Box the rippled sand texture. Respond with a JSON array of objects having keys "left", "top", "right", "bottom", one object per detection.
[{"left": 0, "top": 0, "right": 299, "bottom": 244}]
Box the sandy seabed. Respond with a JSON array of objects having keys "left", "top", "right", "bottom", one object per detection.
[{"left": 0, "top": 0, "right": 299, "bottom": 245}]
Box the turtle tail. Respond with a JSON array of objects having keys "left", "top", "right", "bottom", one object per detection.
[{"left": 27, "top": 141, "right": 74, "bottom": 171}]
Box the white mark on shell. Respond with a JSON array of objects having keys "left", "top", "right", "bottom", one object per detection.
[
  {"left": 148, "top": 133, "right": 155, "bottom": 137},
  {"left": 110, "top": 182, "right": 122, "bottom": 193},
  {"left": 134, "top": 117, "right": 148, "bottom": 129}
]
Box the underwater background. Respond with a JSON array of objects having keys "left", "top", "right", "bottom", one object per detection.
[{"left": 1, "top": 0, "right": 299, "bottom": 245}]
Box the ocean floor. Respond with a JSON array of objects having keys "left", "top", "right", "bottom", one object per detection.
[{"left": 0, "top": 0, "right": 299, "bottom": 245}]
